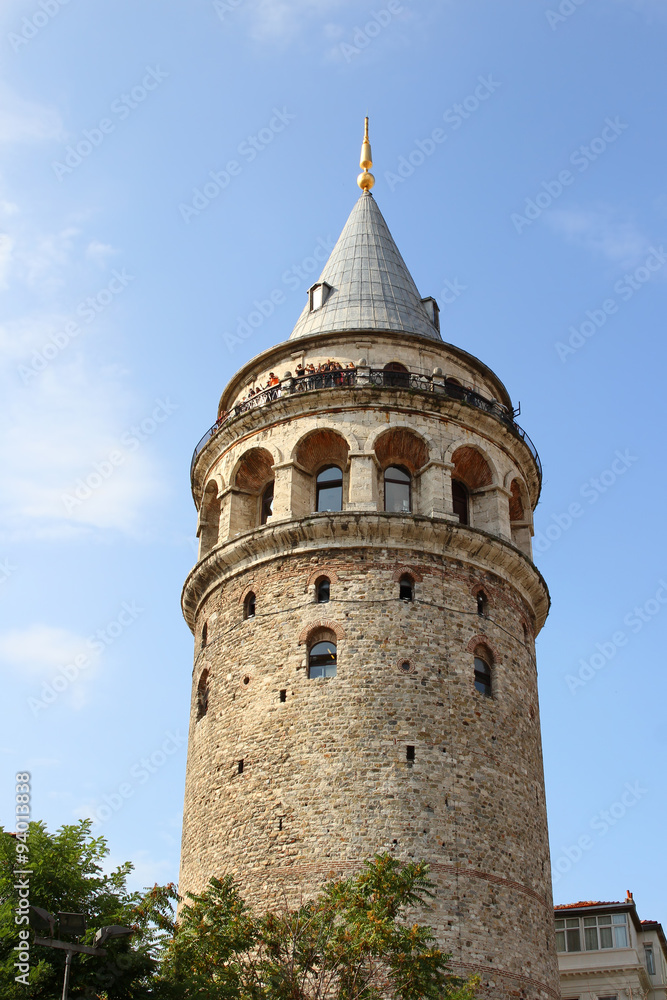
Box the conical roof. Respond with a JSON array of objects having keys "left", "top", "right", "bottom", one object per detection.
[{"left": 289, "top": 191, "right": 441, "bottom": 341}]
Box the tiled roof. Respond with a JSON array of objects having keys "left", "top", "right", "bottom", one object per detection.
[
  {"left": 289, "top": 191, "right": 441, "bottom": 342},
  {"left": 555, "top": 901, "right": 622, "bottom": 910}
]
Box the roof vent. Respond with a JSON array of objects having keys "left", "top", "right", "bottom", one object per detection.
[{"left": 420, "top": 296, "right": 440, "bottom": 331}]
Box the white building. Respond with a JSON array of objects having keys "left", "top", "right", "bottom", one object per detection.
[{"left": 556, "top": 893, "right": 667, "bottom": 999}]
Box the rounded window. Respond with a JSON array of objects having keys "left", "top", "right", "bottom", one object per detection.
[
  {"left": 197, "top": 670, "right": 209, "bottom": 719},
  {"left": 316, "top": 465, "right": 343, "bottom": 512},
  {"left": 384, "top": 465, "right": 411, "bottom": 513},
  {"left": 383, "top": 361, "right": 410, "bottom": 388},
  {"left": 474, "top": 652, "right": 492, "bottom": 698},
  {"left": 309, "top": 641, "right": 337, "bottom": 679},
  {"left": 399, "top": 574, "right": 414, "bottom": 601},
  {"left": 316, "top": 577, "right": 330, "bottom": 603},
  {"left": 244, "top": 592, "right": 256, "bottom": 620}
]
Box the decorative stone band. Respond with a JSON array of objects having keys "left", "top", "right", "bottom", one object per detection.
[
  {"left": 181, "top": 512, "right": 549, "bottom": 632},
  {"left": 236, "top": 858, "right": 549, "bottom": 911},
  {"left": 450, "top": 961, "right": 560, "bottom": 1000}
]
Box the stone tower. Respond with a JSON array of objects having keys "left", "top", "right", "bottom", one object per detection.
[{"left": 180, "top": 126, "right": 560, "bottom": 1000}]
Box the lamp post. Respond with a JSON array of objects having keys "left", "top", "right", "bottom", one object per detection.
[{"left": 29, "top": 906, "right": 133, "bottom": 1000}]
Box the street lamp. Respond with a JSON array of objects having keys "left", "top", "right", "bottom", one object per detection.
[{"left": 29, "top": 907, "right": 133, "bottom": 1000}]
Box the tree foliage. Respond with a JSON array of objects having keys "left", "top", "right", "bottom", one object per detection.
[
  {"left": 0, "top": 820, "right": 176, "bottom": 999},
  {"left": 155, "top": 853, "right": 479, "bottom": 1000}
]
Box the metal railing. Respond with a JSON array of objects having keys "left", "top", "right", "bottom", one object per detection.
[{"left": 191, "top": 367, "right": 542, "bottom": 480}]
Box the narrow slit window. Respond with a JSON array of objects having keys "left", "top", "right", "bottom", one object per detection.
[
  {"left": 474, "top": 654, "right": 492, "bottom": 698},
  {"left": 197, "top": 670, "right": 209, "bottom": 720},
  {"left": 399, "top": 574, "right": 414, "bottom": 601},
  {"left": 237, "top": 759, "right": 244, "bottom": 774},
  {"left": 452, "top": 479, "right": 469, "bottom": 525},
  {"left": 279, "top": 689, "right": 287, "bottom": 702},
  {"left": 201, "top": 622, "right": 208, "bottom": 648},
  {"left": 260, "top": 481, "right": 274, "bottom": 524},
  {"left": 406, "top": 745, "right": 415, "bottom": 762},
  {"left": 476, "top": 591, "right": 487, "bottom": 616},
  {"left": 316, "top": 577, "right": 330, "bottom": 603}
]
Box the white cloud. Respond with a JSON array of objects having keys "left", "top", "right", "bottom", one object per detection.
[
  {"left": 545, "top": 207, "right": 654, "bottom": 267},
  {"left": 85, "top": 240, "right": 117, "bottom": 265},
  {"left": 0, "top": 623, "right": 92, "bottom": 674},
  {"left": 242, "top": 0, "right": 349, "bottom": 42},
  {"left": 0, "top": 82, "right": 63, "bottom": 145}
]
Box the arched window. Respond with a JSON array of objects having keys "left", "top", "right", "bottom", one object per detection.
[
  {"left": 244, "top": 592, "right": 256, "bottom": 620},
  {"left": 197, "top": 670, "right": 209, "bottom": 719},
  {"left": 451, "top": 479, "right": 469, "bottom": 525},
  {"left": 383, "top": 361, "right": 410, "bottom": 388},
  {"left": 260, "top": 481, "right": 274, "bottom": 525},
  {"left": 384, "top": 466, "right": 411, "bottom": 513},
  {"left": 201, "top": 622, "right": 208, "bottom": 648},
  {"left": 308, "top": 641, "right": 337, "bottom": 679},
  {"left": 474, "top": 649, "right": 492, "bottom": 698},
  {"left": 316, "top": 577, "right": 330, "bottom": 603},
  {"left": 476, "top": 591, "right": 487, "bottom": 616},
  {"left": 399, "top": 574, "right": 414, "bottom": 601},
  {"left": 316, "top": 465, "right": 343, "bottom": 512}
]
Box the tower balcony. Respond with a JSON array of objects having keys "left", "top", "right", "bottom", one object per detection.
[{"left": 191, "top": 365, "right": 542, "bottom": 487}]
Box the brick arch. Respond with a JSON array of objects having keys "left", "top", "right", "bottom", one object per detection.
[
  {"left": 306, "top": 567, "right": 339, "bottom": 589},
  {"left": 239, "top": 583, "right": 256, "bottom": 605},
  {"left": 466, "top": 634, "right": 500, "bottom": 662},
  {"left": 233, "top": 447, "right": 275, "bottom": 493},
  {"left": 451, "top": 445, "right": 494, "bottom": 489},
  {"left": 391, "top": 565, "right": 424, "bottom": 583},
  {"left": 470, "top": 582, "right": 494, "bottom": 608},
  {"left": 298, "top": 620, "right": 346, "bottom": 645},
  {"left": 293, "top": 429, "right": 351, "bottom": 475},
  {"left": 372, "top": 427, "right": 429, "bottom": 473}
]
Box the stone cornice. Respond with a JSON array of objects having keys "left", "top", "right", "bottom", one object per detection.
[
  {"left": 181, "top": 512, "right": 550, "bottom": 633},
  {"left": 192, "top": 385, "right": 541, "bottom": 508}
]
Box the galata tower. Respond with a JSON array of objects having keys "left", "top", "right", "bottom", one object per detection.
[{"left": 180, "top": 121, "right": 560, "bottom": 1000}]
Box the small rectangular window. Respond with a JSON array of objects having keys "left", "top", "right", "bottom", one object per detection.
[
  {"left": 237, "top": 759, "right": 244, "bottom": 774},
  {"left": 645, "top": 945, "right": 656, "bottom": 975},
  {"left": 280, "top": 689, "right": 287, "bottom": 702},
  {"left": 406, "top": 745, "right": 415, "bottom": 762}
]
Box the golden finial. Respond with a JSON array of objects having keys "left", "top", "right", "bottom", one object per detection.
[{"left": 357, "top": 116, "right": 375, "bottom": 191}]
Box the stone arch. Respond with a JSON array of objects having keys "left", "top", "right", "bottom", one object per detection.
[
  {"left": 371, "top": 427, "right": 430, "bottom": 474},
  {"left": 293, "top": 428, "right": 351, "bottom": 475},
  {"left": 233, "top": 447, "right": 275, "bottom": 493},
  {"left": 508, "top": 476, "right": 533, "bottom": 558},
  {"left": 451, "top": 445, "right": 495, "bottom": 489},
  {"left": 199, "top": 479, "right": 222, "bottom": 557},
  {"left": 298, "top": 619, "right": 346, "bottom": 645},
  {"left": 470, "top": 582, "right": 494, "bottom": 610}
]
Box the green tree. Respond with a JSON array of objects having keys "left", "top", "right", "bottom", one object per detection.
[
  {"left": 0, "top": 820, "right": 176, "bottom": 999},
  {"left": 157, "top": 853, "right": 479, "bottom": 1000}
]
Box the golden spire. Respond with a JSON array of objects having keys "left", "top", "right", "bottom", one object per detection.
[{"left": 357, "top": 116, "right": 375, "bottom": 192}]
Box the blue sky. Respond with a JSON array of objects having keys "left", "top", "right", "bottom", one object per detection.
[{"left": 1, "top": 0, "right": 665, "bottom": 922}]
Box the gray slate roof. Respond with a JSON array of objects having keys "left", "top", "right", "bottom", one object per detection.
[{"left": 289, "top": 191, "right": 441, "bottom": 342}]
